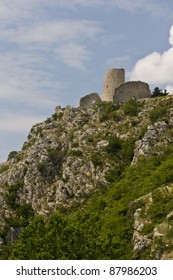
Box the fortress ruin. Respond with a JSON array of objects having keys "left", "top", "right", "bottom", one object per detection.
[
  {"left": 102, "top": 67, "right": 151, "bottom": 102},
  {"left": 102, "top": 68, "right": 125, "bottom": 101},
  {"left": 80, "top": 68, "right": 151, "bottom": 108}
]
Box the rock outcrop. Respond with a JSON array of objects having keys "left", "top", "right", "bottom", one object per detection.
[{"left": 1, "top": 95, "right": 173, "bottom": 259}]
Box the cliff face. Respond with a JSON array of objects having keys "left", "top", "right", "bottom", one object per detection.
[{"left": 1, "top": 96, "right": 173, "bottom": 259}]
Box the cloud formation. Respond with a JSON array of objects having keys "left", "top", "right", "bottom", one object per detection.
[{"left": 130, "top": 25, "right": 173, "bottom": 92}]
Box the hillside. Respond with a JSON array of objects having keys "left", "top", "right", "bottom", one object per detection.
[{"left": 1, "top": 95, "right": 173, "bottom": 259}]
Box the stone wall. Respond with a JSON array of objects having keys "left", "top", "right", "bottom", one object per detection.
[
  {"left": 79, "top": 93, "right": 101, "bottom": 108},
  {"left": 113, "top": 81, "right": 151, "bottom": 103},
  {"left": 102, "top": 68, "right": 125, "bottom": 102}
]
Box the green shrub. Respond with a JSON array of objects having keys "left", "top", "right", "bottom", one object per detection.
[
  {"left": 123, "top": 98, "right": 141, "bottom": 116},
  {"left": 0, "top": 165, "right": 9, "bottom": 174},
  {"left": 47, "top": 148, "right": 62, "bottom": 165},
  {"left": 45, "top": 117, "right": 52, "bottom": 124},
  {"left": 99, "top": 102, "right": 120, "bottom": 122},
  {"left": 68, "top": 149, "right": 83, "bottom": 157},
  {"left": 149, "top": 106, "right": 167, "bottom": 122},
  {"left": 5, "top": 180, "right": 24, "bottom": 208},
  {"left": 105, "top": 167, "right": 122, "bottom": 182},
  {"left": 138, "top": 125, "right": 148, "bottom": 139},
  {"left": 37, "top": 161, "right": 47, "bottom": 174},
  {"left": 106, "top": 136, "right": 122, "bottom": 154},
  {"left": 51, "top": 113, "right": 58, "bottom": 121},
  {"left": 71, "top": 142, "right": 79, "bottom": 148},
  {"left": 7, "top": 151, "right": 18, "bottom": 161},
  {"left": 91, "top": 153, "right": 103, "bottom": 167},
  {"left": 141, "top": 223, "right": 154, "bottom": 236}
]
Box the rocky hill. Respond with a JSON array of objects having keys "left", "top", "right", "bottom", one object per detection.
[{"left": 1, "top": 95, "right": 173, "bottom": 259}]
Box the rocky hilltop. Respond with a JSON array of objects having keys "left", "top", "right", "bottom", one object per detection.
[{"left": 1, "top": 95, "right": 173, "bottom": 259}]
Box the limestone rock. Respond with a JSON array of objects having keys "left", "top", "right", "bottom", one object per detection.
[{"left": 132, "top": 121, "right": 168, "bottom": 164}]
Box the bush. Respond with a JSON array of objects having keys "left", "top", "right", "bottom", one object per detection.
[
  {"left": 99, "top": 102, "right": 120, "bottom": 122},
  {"left": 91, "top": 153, "right": 103, "bottom": 167},
  {"left": 106, "top": 136, "right": 122, "bottom": 154},
  {"left": 123, "top": 98, "right": 141, "bottom": 116},
  {"left": 37, "top": 161, "right": 47, "bottom": 174},
  {"left": 151, "top": 87, "right": 169, "bottom": 98},
  {"left": 5, "top": 180, "right": 24, "bottom": 208},
  {"left": 141, "top": 223, "right": 154, "bottom": 236},
  {"left": 7, "top": 151, "right": 18, "bottom": 161},
  {"left": 149, "top": 106, "right": 168, "bottom": 122},
  {"left": 47, "top": 148, "right": 62, "bottom": 165},
  {"left": 0, "top": 164, "right": 9, "bottom": 174},
  {"left": 68, "top": 149, "right": 83, "bottom": 157}
]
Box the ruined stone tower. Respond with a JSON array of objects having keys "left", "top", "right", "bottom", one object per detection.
[{"left": 101, "top": 68, "right": 125, "bottom": 101}]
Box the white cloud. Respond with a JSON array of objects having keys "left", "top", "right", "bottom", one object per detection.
[
  {"left": 130, "top": 25, "right": 173, "bottom": 89},
  {"left": 55, "top": 43, "right": 90, "bottom": 70},
  {"left": 166, "top": 85, "right": 173, "bottom": 94},
  {"left": 0, "top": 20, "right": 101, "bottom": 45},
  {"left": 0, "top": 0, "right": 170, "bottom": 23},
  {"left": 0, "top": 51, "right": 63, "bottom": 108},
  {"left": 169, "top": 25, "right": 173, "bottom": 45},
  {"left": 0, "top": 18, "right": 102, "bottom": 71}
]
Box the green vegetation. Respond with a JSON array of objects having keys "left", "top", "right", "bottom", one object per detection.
[
  {"left": 5, "top": 180, "right": 24, "bottom": 209},
  {"left": 122, "top": 98, "right": 142, "bottom": 116},
  {"left": 91, "top": 153, "right": 103, "bottom": 167},
  {"left": 7, "top": 151, "right": 18, "bottom": 161},
  {"left": 149, "top": 106, "right": 168, "bottom": 122},
  {"left": 47, "top": 148, "right": 63, "bottom": 165},
  {"left": 141, "top": 223, "right": 155, "bottom": 236},
  {"left": 68, "top": 149, "right": 83, "bottom": 157},
  {"left": 151, "top": 87, "right": 169, "bottom": 98},
  {"left": 1, "top": 96, "right": 173, "bottom": 260},
  {"left": 1, "top": 142, "right": 172, "bottom": 260},
  {"left": 0, "top": 164, "right": 9, "bottom": 174},
  {"left": 98, "top": 102, "right": 121, "bottom": 122},
  {"left": 5, "top": 203, "right": 34, "bottom": 227},
  {"left": 37, "top": 161, "right": 47, "bottom": 175}
]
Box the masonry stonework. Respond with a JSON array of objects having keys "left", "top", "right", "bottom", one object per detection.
[
  {"left": 113, "top": 81, "right": 151, "bottom": 103},
  {"left": 102, "top": 68, "right": 125, "bottom": 102},
  {"left": 79, "top": 68, "right": 151, "bottom": 108},
  {"left": 79, "top": 92, "right": 101, "bottom": 108}
]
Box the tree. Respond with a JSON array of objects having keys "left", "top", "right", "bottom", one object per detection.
[{"left": 151, "top": 87, "right": 169, "bottom": 98}]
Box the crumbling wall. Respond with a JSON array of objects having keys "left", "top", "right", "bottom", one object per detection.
[
  {"left": 79, "top": 93, "right": 101, "bottom": 108},
  {"left": 113, "top": 81, "right": 151, "bottom": 103}
]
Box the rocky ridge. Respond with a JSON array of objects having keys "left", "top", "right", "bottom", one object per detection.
[{"left": 1, "top": 95, "right": 173, "bottom": 258}]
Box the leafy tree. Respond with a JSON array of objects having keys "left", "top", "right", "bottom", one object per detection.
[{"left": 151, "top": 87, "right": 169, "bottom": 98}]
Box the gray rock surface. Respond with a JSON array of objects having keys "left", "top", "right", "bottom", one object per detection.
[{"left": 79, "top": 93, "right": 101, "bottom": 108}]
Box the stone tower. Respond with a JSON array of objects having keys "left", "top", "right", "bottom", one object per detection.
[{"left": 102, "top": 68, "right": 125, "bottom": 101}]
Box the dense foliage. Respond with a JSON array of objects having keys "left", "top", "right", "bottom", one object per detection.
[{"left": 151, "top": 87, "right": 169, "bottom": 98}]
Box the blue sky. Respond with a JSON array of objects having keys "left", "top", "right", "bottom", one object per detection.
[{"left": 0, "top": 0, "right": 173, "bottom": 162}]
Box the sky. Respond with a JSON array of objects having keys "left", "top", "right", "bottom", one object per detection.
[{"left": 0, "top": 0, "right": 173, "bottom": 162}]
